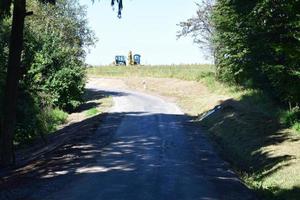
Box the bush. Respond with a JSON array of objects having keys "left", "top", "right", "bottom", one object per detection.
[
  {"left": 46, "top": 66, "right": 86, "bottom": 111},
  {"left": 293, "top": 123, "right": 300, "bottom": 132},
  {"left": 14, "top": 91, "right": 68, "bottom": 146},
  {"left": 281, "top": 107, "right": 300, "bottom": 131},
  {"left": 50, "top": 108, "right": 68, "bottom": 125},
  {"left": 0, "top": 0, "right": 95, "bottom": 145}
]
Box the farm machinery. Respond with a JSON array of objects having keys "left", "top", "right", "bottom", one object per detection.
[
  {"left": 114, "top": 55, "right": 126, "bottom": 65},
  {"left": 114, "top": 51, "right": 141, "bottom": 66}
]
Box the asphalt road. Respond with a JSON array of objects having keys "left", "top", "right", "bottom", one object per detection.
[{"left": 1, "top": 85, "right": 256, "bottom": 200}]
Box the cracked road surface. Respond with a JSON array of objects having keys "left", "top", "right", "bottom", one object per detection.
[{"left": 0, "top": 85, "right": 256, "bottom": 200}]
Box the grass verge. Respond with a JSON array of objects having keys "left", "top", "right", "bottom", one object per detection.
[{"left": 88, "top": 65, "right": 300, "bottom": 200}]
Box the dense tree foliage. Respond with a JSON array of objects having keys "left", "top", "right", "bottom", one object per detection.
[
  {"left": 16, "top": 0, "right": 95, "bottom": 143},
  {"left": 24, "top": 0, "right": 95, "bottom": 111},
  {"left": 212, "top": 0, "right": 300, "bottom": 107},
  {"left": 180, "top": 0, "right": 299, "bottom": 108},
  {"left": 0, "top": 0, "right": 96, "bottom": 164},
  {"left": 0, "top": 0, "right": 123, "bottom": 166}
]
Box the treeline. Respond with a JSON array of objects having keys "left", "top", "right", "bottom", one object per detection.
[
  {"left": 213, "top": 0, "right": 300, "bottom": 108},
  {"left": 179, "top": 0, "right": 299, "bottom": 128},
  {"left": 0, "top": 0, "right": 95, "bottom": 145}
]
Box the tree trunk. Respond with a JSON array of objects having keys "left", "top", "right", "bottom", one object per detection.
[{"left": 0, "top": 0, "right": 26, "bottom": 167}]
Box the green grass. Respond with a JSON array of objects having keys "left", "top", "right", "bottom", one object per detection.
[
  {"left": 292, "top": 122, "right": 300, "bottom": 132},
  {"left": 87, "top": 64, "right": 215, "bottom": 80},
  {"left": 85, "top": 107, "right": 100, "bottom": 117},
  {"left": 88, "top": 64, "right": 300, "bottom": 199},
  {"left": 280, "top": 107, "right": 300, "bottom": 132},
  {"left": 51, "top": 108, "right": 68, "bottom": 125},
  {"left": 44, "top": 108, "right": 69, "bottom": 133}
]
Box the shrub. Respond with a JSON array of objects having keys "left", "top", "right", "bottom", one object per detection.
[
  {"left": 46, "top": 66, "right": 86, "bottom": 111},
  {"left": 281, "top": 107, "right": 300, "bottom": 131},
  {"left": 50, "top": 108, "right": 68, "bottom": 125}
]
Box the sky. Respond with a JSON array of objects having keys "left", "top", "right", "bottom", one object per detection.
[{"left": 79, "top": 0, "right": 212, "bottom": 65}]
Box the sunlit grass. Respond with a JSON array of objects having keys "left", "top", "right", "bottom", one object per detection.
[
  {"left": 87, "top": 64, "right": 215, "bottom": 80},
  {"left": 85, "top": 108, "right": 100, "bottom": 117}
]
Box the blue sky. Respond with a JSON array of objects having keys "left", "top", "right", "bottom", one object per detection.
[{"left": 79, "top": 0, "right": 211, "bottom": 65}]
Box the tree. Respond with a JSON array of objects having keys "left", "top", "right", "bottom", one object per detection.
[
  {"left": 0, "top": 0, "right": 31, "bottom": 167},
  {"left": 177, "top": 0, "right": 215, "bottom": 61},
  {"left": 0, "top": 0, "right": 123, "bottom": 167},
  {"left": 25, "top": 0, "right": 96, "bottom": 111},
  {"left": 212, "top": 0, "right": 300, "bottom": 106}
]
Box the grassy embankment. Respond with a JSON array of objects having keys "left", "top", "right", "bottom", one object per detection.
[{"left": 88, "top": 65, "right": 300, "bottom": 200}]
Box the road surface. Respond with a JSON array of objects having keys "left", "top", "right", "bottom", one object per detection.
[{"left": 0, "top": 85, "right": 256, "bottom": 200}]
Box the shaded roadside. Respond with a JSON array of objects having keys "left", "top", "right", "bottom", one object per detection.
[
  {"left": 0, "top": 111, "right": 255, "bottom": 200},
  {"left": 0, "top": 112, "right": 116, "bottom": 200},
  {"left": 0, "top": 89, "right": 112, "bottom": 174}
]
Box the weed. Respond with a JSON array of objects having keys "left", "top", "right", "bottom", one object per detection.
[{"left": 280, "top": 107, "right": 300, "bottom": 131}]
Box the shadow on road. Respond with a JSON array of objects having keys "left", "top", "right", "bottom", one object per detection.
[
  {"left": 74, "top": 89, "right": 127, "bottom": 113},
  {"left": 1, "top": 89, "right": 297, "bottom": 199},
  {"left": 0, "top": 109, "right": 254, "bottom": 199}
]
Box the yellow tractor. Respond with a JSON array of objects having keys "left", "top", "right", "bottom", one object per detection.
[{"left": 128, "top": 51, "right": 141, "bottom": 65}]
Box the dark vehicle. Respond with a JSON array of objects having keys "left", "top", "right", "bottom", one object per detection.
[
  {"left": 133, "top": 54, "right": 141, "bottom": 65},
  {"left": 115, "top": 55, "right": 126, "bottom": 65}
]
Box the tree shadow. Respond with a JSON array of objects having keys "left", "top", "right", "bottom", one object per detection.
[
  {"left": 74, "top": 88, "right": 129, "bottom": 113},
  {"left": 0, "top": 89, "right": 298, "bottom": 199},
  {"left": 198, "top": 91, "right": 300, "bottom": 199},
  {"left": 75, "top": 102, "right": 100, "bottom": 113},
  {"left": 0, "top": 110, "right": 256, "bottom": 199},
  {"left": 255, "top": 186, "right": 300, "bottom": 200},
  {"left": 83, "top": 88, "right": 128, "bottom": 102}
]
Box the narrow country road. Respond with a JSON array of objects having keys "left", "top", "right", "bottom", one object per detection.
[{"left": 1, "top": 83, "right": 256, "bottom": 200}]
